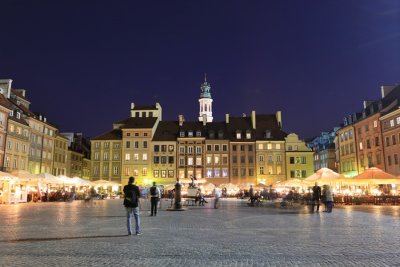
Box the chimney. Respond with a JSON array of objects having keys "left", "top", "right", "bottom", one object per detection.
[
  {"left": 202, "top": 114, "right": 207, "bottom": 126},
  {"left": 381, "top": 85, "right": 397, "bottom": 99},
  {"left": 242, "top": 113, "right": 246, "bottom": 117},
  {"left": 39, "top": 115, "right": 42, "bottom": 121},
  {"left": 178, "top": 114, "right": 185, "bottom": 126},
  {"left": 130, "top": 102, "right": 135, "bottom": 117},
  {"left": 363, "top": 100, "right": 374, "bottom": 109},
  {"left": 276, "top": 111, "right": 282, "bottom": 128},
  {"left": 44, "top": 117, "right": 47, "bottom": 122},
  {"left": 225, "top": 114, "right": 229, "bottom": 124},
  {"left": 131, "top": 102, "right": 135, "bottom": 109},
  {"left": 251, "top": 110, "right": 256, "bottom": 129}
]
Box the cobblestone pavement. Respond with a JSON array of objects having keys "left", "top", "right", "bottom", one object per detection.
[{"left": 0, "top": 198, "right": 400, "bottom": 267}]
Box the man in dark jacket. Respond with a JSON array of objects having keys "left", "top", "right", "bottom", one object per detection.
[
  {"left": 311, "top": 182, "right": 322, "bottom": 212},
  {"left": 149, "top": 182, "right": 161, "bottom": 216},
  {"left": 123, "top": 176, "right": 141, "bottom": 235}
]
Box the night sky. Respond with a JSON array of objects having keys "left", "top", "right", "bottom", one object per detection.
[{"left": 1, "top": 0, "right": 399, "bottom": 139}]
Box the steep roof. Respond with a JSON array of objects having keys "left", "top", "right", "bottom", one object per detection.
[
  {"left": 114, "top": 117, "right": 158, "bottom": 129},
  {"left": 0, "top": 94, "right": 12, "bottom": 110},
  {"left": 255, "top": 114, "right": 287, "bottom": 141},
  {"left": 92, "top": 129, "right": 122, "bottom": 140},
  {"left": 153, "top": 121, "right": 180, "bottom": 141},
  {"left": 9, "top": 115, "right": 29, "bottom": 126}
]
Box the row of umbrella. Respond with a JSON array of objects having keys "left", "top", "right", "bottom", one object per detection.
[
  {"left": 0, "top": 170, "right": 121, "bottom": 187},
  {"left": 275, "top": 167, "right": 400, "bottom": 188}
]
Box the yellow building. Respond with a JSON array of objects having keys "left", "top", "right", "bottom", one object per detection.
[
  {"left": 337, "top": 124, "right": 358, "bottom": 177},
  {"left": 91, "top": 130, "right": 122, "bottom": 182},
  {"left": 285, "top": 133, "right": 314, "bottom": 179},
  {"left": 66, "top": 149, "right": 83, "bottom": 178},
  {"left": 52, "top": 133, "right": 68, "bottom": 176},
  {"left": 3, "top": 111, "right": 30, "bottom": 172},
  {"left": 151, "top": 121, "right": 179, "bottom": 185},
  {"left": 82, "top": 157, "right": 91, "bottom": 180}
]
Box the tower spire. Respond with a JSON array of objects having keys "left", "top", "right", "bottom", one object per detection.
[{"left": 204, "top": 73, "right": 207, "bottom": 82}]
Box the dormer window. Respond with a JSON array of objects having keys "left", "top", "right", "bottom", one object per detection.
[
  {"left": 209, "top": 130, "right": 215, "bottom": 139},
  {"left": 264, "top": 130, "right": 271, "bottom": 139},
  {"left": 218, "top": 130, "right": 223, "bottom": 139},
  {"left": 180, "top": 131, "right": 185, "bottom": 137},
  {"left": 196, "top": 131, "right": 201, "bottom": 137},
  {"left": 9, "top": 110, "right": 13, "bottom": 117},
  {"left": 236, "top": 130, "right": 241, "bottom": 139},
  {"left": 16, "top": 112, "right": 20, "bottom": 119},
  {"left": 246, "top": 130, "right": 251, "bottom": 139},
  {"left": 188, "top": 131, "right": 193, "bottom": 137}
]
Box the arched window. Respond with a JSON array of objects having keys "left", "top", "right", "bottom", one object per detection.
[{"left": 205, "top": 105, "right": 207, "bottom": 112}]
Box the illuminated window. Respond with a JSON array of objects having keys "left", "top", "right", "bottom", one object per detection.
[
  {"left": 214, "top": 155, "right": 220, "bottom": 164},
  {"left": 168, "top": 170, "right": 174, "bottom": 178},
  {"left": 125, "top": 153, "right": 130, "bottom": 161},
  {"left": 124, "top": 167, "right": 130, "bottom": 176},
  {"left": 188, "top": 157, "right": 193, "bottom": 165},
  {"left": 161, "top": 170, "right": 166, "bottom": 178},
  {"left": 133, "top": 169, "right": 139, "bottom": 176},
  {"left": 134, "top": 154, "right": 139, "bottom": 160},
  {"left": 142, "top": 168, "right": 147, "bottom": 176},
  {"left": 258, "top": 144, "right": 263, "bottom": 150},
  {"left": 196, "top": 157, "right": 202, "bottom": 165},
  {"left": 207, "top": 169, "right": 212, "bottom": 177},
  {"left": 276, "top": 144, "right": 281, "bottom": 150},
  {"left": 214, "top": 169, "right": 220, "bottom": 177},
  {"left": 222, "top": 169, "right": 228, "bottom": 177},
  {"left": 143, "top": 153, "right": 148, "bottom": 161},
  {"left": 154, "top": 170, "right": 159, "bottom": 178}
]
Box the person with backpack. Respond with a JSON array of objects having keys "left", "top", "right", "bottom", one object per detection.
[
  {"left": 150, "top": 182, "right": 161, "bottom": 216},
  {"left": 123, "top": 176, "right": 141, "bottom": 235}
]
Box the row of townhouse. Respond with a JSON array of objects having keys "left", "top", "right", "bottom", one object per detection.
[
  {"left": 91, "top": 103, "right": 314, "bottom": 186},
  {"left": 308, "top": 84, "right": 400, "bottom": 178},
  {"left": 0, "top": 79, "right": 90, "bottom": 179}
]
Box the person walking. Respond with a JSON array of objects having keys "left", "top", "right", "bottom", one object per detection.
[
  {"left": 249, "top": 185, "right": 255, "bottom": 206},
  {"left": 213, "top": 186, "right": 222, "bottom": 209},
  {"left": 311, "top": 182, "right": 322, "bottom": 212},
  {"left": 150, "top": 182, "right": 161, "bottom": 216},
  {"left": 325, "top": 185, "right": 334, "bottom": 213},
  {"left": 123, "top": 176, "right": 141, "bottom": 235}
]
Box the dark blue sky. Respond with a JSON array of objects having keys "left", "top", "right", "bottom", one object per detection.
[{"left": 1, "top": 0, "right": 399, "bottom": 139}]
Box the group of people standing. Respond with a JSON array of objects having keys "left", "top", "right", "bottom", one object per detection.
[{"left": 311, "top": 182, "right": 334, "bottom": 213}]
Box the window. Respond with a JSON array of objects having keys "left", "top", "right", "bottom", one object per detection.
[
  {"left": 206, "top": 155, "right": 212, "bottom": 164},
  {"left": 168, "top": 145, "right": 174, "bottom": 152},
  {"left": 13, "top": 158, "right": 17, "bottom": 169},
  {"left": 154, "top": 156, "right": 160, "bottom": 164},
  {"left": 207, "top": 169, "right": 212, "bottom": 178},
  {"left": 5, "top": 156, "right": 9, "bottom": 167},
  {"left": 214, "top": 145, "right": 220, "bottom": 151},
  {"left": 125, "top": 153, "right": 130, "bottom": 160},
  {"left": 179, "top": 147, "right": 185, "bottom": 154},
  {"left": 207, "top": 145, "right": 212, "bottom": 151},
  {"left": 240, "top": 145, "right": 245, "bottom": 151},
  {"left": 196, "top": 147, "right": 202, "bottom": 154},
  {"left": 222, "top": 145, "right": 227, "bottom": 151},
  {"left": 15, "top": 143, "right": 19, "bottom": 151},
  {"left": 276, "top": 155, "right": 281, "bottom": 162},
  {"left": 301, "top": 170, "right": 307, "bottom": 178},
  {"left": 240, "top": 168, "right": 246, "bottom": 176},
  {"left": 248, "top": 145, "right": 253, "bottom": 151},
  {"left": 168, "top": 156, "right": 174, "bottom": 164},
  {"left": 196, "top": 131, "right": 201, "bottom": 137},
  {"left": 259, "top": 155, "right": 264, "bottom": 162},
  {"left": 386, "top": 137, "right": 390, "bottom": 147},
  {"left": 232, "top": 168, "right": 238, "bottom": 176},
  {"left": 236, "top": 132, "right": 241, "bottom": 139},
  {"left": 222, "top": 169, "right": 228, "bottom": 177},
  {"left": 359, "top": 142, "right": 363, "bottom": 150},
  {"left": 94, "top": 152, "right": 99, "bottom": 160},
  {"left": 246, "top": 132, "right": 251, "bottom": 139},
  {"left": 142, "top": 168, "right": 147, "bottom": 176},
  {"left": 374, "top": 120, "right": 378, "bottom": 128},
  {"left": 277, "top": 166, "right": 282, "bottom": 175},
  {"left": 126, "top": 141, "right": 130, "bottom": 148},
  {"left": 388, "top": 156, "right": 392, "bottom": 166},
  {"left": 214, "top": 155, "right": 220, "bottom": 164},
  {"left": 127, "top": 133, "right": 131, "bottom": 137},
  {"left": 113, "top": 153, "right": 119, "bottom": 160},
  {"left": 222, "top": 156, "right": 228, "bottom": 164},
  {"left": 161, "top": 156, "right": 167, "bottom": 164},
  {"left": 133, "top": 169, "right": 139, "bottom": 176},
  {"left": 154, "top": 170, "right": 159, "bottom": 178},
  {"left": 395, "top": 154, "right": 399, "bottom": 165},
  {"left": 232, "top": 145, "right": 237, "bottom": 151},
  {"left": 276, "top": 144, "right": 281, "bottom": 150},
  {"left": 188, "top": 157, "right": 193, "bottom": 165},
  {"left": 134, "top": 141, "right": 139, "bottom": 149},
  {"left": 154, "top": 145, "right": 160, "bottom": 152},
  {"left": 240, "top": 156, "right": 245, "bottom": 164},
  {"left": 376, "top": 154, "right": 382, "bottom": 165},
  {"left": 188, "top": 131, "right": 193, "bottom": 137},
  {"left": 144, "top": 133, "right": 148, "bottom": 137},
  {"left": 103, "top": 152, "right": 109, "bottom": 160},
  {"left": 104, "top": 142, "right": 109, "bottom": 149},
  {"left": 143, "top": 141, "right": 147, "bottom": 148},
  {"left": 196, "top": 157, "right": 202, "bottom": 165},
  {"left": 134, "top": 153, "right": 139, "bottom": 160},
  {"left": 290, "top": 157, "right": 294, "bottom": 164},
  {"left": 124, "top": 167, "right": 130, "bottom": 176},
  {"left": 366, "top": 139, "right": 371, "bottom": 149},
  {"left": 267, "top": 144, "right": 272, "bottom": 150},
  {"left": 142, "top": 153, "right": 148, "bottom": 161},
  {"left": 258, "top": 144, "right": 263, "bottom": 150},
  {"left": 288, "top": 145, "right": 292, "bottom": 151},
  {"left": 113, "top": 166, "right": 119, "bottom": 175},
  {"left": 390, "top": 120, "right": 395, "bottom": 127},
  {"left": 375, "top": 137, "right": 379, "bottom": 147},
  {"left": 214, "top": 169, "right": 220, "bottom": 177},
  {"left": 392, "top": 135, "right": 396, "bottom": 145},
  {"left": 232, "top": 156, "right": 237, "bottom": 163},
  {"left": 259, "top": 166, "right": 264, "bottom": 174},
  {"left": 188, "top": 147, "right": 193, "bottom": 154},
  {"left": 180, "top": 131, "right": 185, "bottom": 137},
  {"left": 161, "top": 145, "right": 167, "bottom": 152},
  {"left": 268, "top": 166, "right": 273, "bottom": 174},
  {"left": 268, "top": 155, "right": 273, "bottom": 163},
  {"left": 22, "top": 144, "right": 26, "bottom": 153},
  {"left": 168, "top": 170, "right": 174, "bottom": 178},
  {"left": 248, "top": 168, "right": 254, "bottom": 176},
  {"left": 179, "top": 158, "right": 185, "bottom": 166}
]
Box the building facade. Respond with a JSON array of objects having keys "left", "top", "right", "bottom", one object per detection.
[
  {"left": 380, "top": 108, "right": 400, "bottom": 176},
  {"left": 285, "top": 133, "right": 314, "bottom": 179}
]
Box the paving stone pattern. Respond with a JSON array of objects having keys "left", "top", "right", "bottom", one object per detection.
[{"left": 0, "top": 199, "right": 399, "bottom": 266}]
